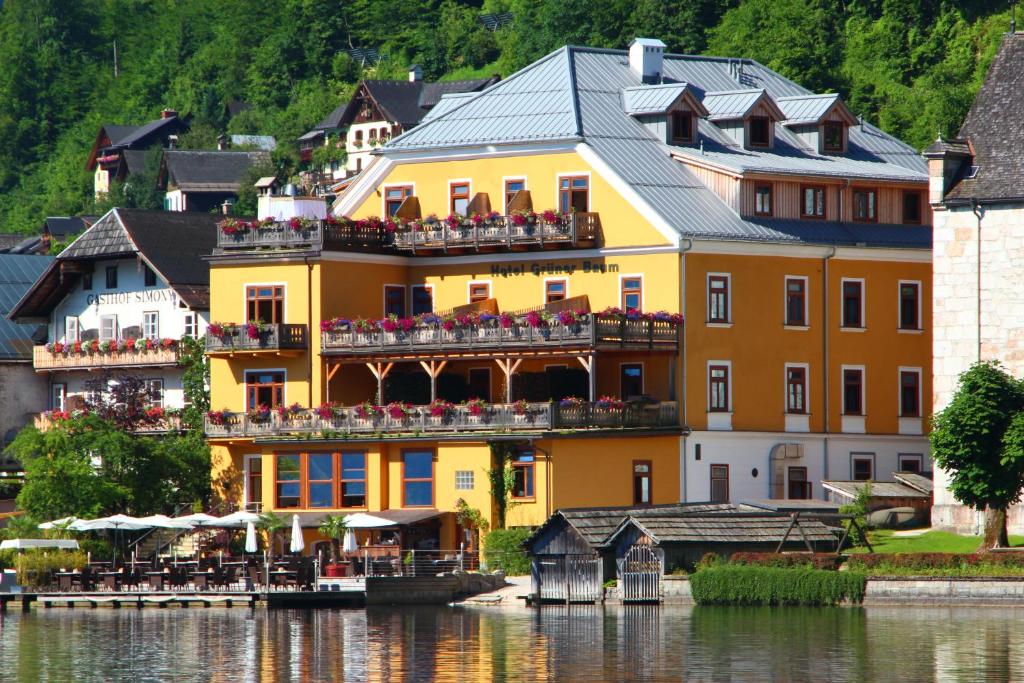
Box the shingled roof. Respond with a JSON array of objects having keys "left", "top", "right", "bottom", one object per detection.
[
  {"left": 10, "top": 209, "right": 216, "bottom": 319},
  {"left": 607, "top": 512, "right": 837, "bottom": 545},
  {"left": 161, "top": 150, "right": 269, "bottom": 192},
  {"left": 372, "top": 46, "right": 930, "bottom": 250},
  {"left": 944, "top": 32, "right": 1024, "bottom": 202}
]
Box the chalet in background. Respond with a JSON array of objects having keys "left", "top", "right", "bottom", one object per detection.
[{"left": 86, "top": 110, "right": 188, "bottom": 198}]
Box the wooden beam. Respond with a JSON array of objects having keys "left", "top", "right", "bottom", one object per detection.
[
  {"left": 419, "top": 360, "right": 447, "bottom": 401},
  {"left": 576, "top": 355, "right": 595, "bottom": 402},
  {"left": 366, "top": 362, "right": 394, "bottom": 403}
]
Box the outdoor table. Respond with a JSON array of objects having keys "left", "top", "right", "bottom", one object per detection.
[
  {"left": 146, "top": 572, "right": 168, "bottom": 590},
  {"left": 191, "top": 571, "right": 214, "bottom": 590},
  {"left": 55, "top": 572, "right": 76, "bottom": 592},
  {"left": 100, "top": 572, "right": 123, "bottom": 591},
  {"left": 269, "top": 570, "right": 296, "bottom": 589}
]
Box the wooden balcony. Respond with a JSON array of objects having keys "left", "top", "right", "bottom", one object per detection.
[
  {"left": 321, "top": 316, "right": 679, "bottom": 359},
  {"left": 215, "top": 220, "right": 391, "bottom": 253},
  {"left": 33, "top": 344, "right": 180, "bottom": 372},
  {"left": 205, "top": 324, "right": 309, "bottom": 354},
  {"left": 34, "top": 412, "right": 183, "bottom": 434},
  {"left": 392, "top": 212, "right": 600, "bottom": 253},
  {"left": 204, "top": 401, "right": 679, "bottom": 439}
]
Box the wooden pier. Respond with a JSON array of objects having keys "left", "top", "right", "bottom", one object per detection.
[{"left": 0, "top": 588, "right": 365, "bottom": 611}]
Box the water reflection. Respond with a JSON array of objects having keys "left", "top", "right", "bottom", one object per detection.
[{"left": 3, "top": 605, "right": 1024, "bottom": 682}]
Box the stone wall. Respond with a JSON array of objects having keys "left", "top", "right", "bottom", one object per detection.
[
  {"left": 931, "top": 202, "right": 1024, "bottom": 533},
  {"left": 864, "top": 578, "right": 1024, "bottom": 605},
  {"left": 0, "top": 363, "right": 47, "bottom": 462}
]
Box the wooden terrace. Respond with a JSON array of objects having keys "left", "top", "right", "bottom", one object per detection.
[{"left": 205, "top": 323, "right": 309, "bottom": 355}]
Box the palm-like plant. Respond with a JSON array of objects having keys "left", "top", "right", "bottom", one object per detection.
[
  {"left": 257, "top": 511, "right": 288, "bottom": 561},
  {"left": 318, "top": 514, "right": 349, "bottom": 565}
]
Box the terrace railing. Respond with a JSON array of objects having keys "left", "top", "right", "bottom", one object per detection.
[
  {"left": 321, "top": 316, "right": 679, "bottom": 356},
  {"left": 34, "top": 412, "right": 183, "bottom": 434},
  {"left": 205, "top": 324, "right": 309, "bottom": 353},
  {"left": 216, "top": 220, "right": 391, "bottom": 252},
  {"left": 204, "top": 401, "right": 679, "bottom": 438},
  {"left": 393, "top": 212, "right": 600, "bottom": 253},
  {"left": 33, "top": 344, "right": 180, "bottom": 371}
]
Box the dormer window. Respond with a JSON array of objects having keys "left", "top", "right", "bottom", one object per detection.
[
  {"left": 671, "top": 111, "right": 694, "bottom": 144},
  {"left": 749, "top": 117, "right": 770, "bottom": 147},
  {"left": 823, "top": 122, "right": 844, "bottom": 152}
]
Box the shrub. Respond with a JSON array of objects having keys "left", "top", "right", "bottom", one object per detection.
[
  {"left": 690, "top": 565, "right": 866, "bottom": 606},
  {"left": 15, "top": 550, "right": 88, "bottom": 588},
  {"left": 696, "top": 552, "right": 723, "bottom": 570},
  {"left": 847, "top": 552, "right": 1024, "bottom": 576},
  {"left": 0, "top": 549, "right": 16, "bottom": 571},
  {"left": 730, "top": 552, "right": 842, "bottom": 571},
  {"left": 483, "top": 528, "right": 532, "bottom": 575}
]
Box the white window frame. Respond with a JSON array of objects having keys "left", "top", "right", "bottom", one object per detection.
[
  {"left": 448, "top": 178, "right": 473, "bottom": 216},
  {"left": 454, "top": 470, "right": 475, "bottom": 491},
  {"left": 410, "top": 284, "right": 434, "bottom": 315},
  {"left": 784, "top": 362, "right": 810, "bottom": 415},
  {"left": 850, "top": 452, "right": 875, "bottom": 481},
  {"left": 841, "top": 364, "right": 866, "bottom": 416},
  {"left": 64, "top": 316, "right": 80, "bottom": 343},
  {"left": 556, "top": 171, "right": 593, "bottom": 212},
  {"left": 143, "top": 311, "right": 160, "bottom": 340},
  {"left": 501, "top": 176, "right": 528, "bottom": 214},
  {"left": 99, "top": 314, "right": 118, "bottom": 342},
  {"left": 183, "top": 312, "right": 197, "bottom": 338},
  {"left": 382, "top": 283, "right": 407, "bottom": 318},
  {"left": 898, "top": 453, "right": 924, "bottom": 473},
  {"left": 897, "top": 279, "right": 923, "bottom": 333},
  {"left": 706, "top": 272, "right": 733, "bottom": 326},
  {"left": 840, "top": 277, "right": 866, "bottom": 331},
  {"left": 618, "top": 273, "right": 644, "bottom": 312},
  {"left": 898, "top": 366, "right": 923, "bottom": 418},
  {"left": 707, "top": 360, "right": 733, "bottom": 413},
  {"left": 50, "top": 383, "right": 67, "bottom": 411},
  {"left": 145, "top": 378, "right": 164, "bottom": 408},
  {"left": 783, "top": 275, "right": 809, "bottom": 329},
  {"left": 467, "top": 280, "right": 492, "bottom": 304},
  {"left": 543, "top": 277, "right": 568, "bottom": 304}
]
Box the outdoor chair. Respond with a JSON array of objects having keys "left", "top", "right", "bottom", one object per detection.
[
  {"left": 247, "top": 564, "right": 263, "bottom": 590},
  {"left": 75, "top": 567, "right": 98, "bottom": 592}
]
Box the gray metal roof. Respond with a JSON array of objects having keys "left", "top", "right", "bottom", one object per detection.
[
  {"left": 380, "top": 46, "right": 929, "bottom": 248},
  {"left": 420, "top": 92, "right": 477, "bottom": 123},
  {"left": 702, "top": 89, "right": 767, "bottom": 120},
  {"left": 230, "top": 135, "right": 277, "bottom": 151},
  {"left": 777, "top": 94, "right": 843, "bottom": 124},
  {"left": 822, "top": 480, "right": 930, "bottom": 499},
  {"left": 0, "top": 255, "right": 52, "bottom": 360},
  {"left": 622, "top": 83, "right": 695, "bottom": 115}
]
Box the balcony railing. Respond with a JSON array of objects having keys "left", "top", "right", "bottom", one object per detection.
[
  {"left": 204, "top": 401, "right": 678, "bottom": 438},
  {"left": 216, "top": 220, "right": 391, "bottom": 252},
  {"left": 33, "top": 344, "right": 180, "bottom": 371},
  {"left": 205, "top": 324, "right": 309, "bottom": 353},
  {"left": 321, "top": 316, "right": 679, "bottom": 356},
  {"left": 34, "top": 412, "right": 183, "bottom": 434},
  {"left": 393, "top": 213, "right": 600, "bottom": 253}
]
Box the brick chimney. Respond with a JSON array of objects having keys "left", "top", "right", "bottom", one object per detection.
[
  {"left": 923, "top": 136, "right": 972, "bottom": 206},
  {"left": 160, "top": 108, "right": 178, "bottom": 119}
]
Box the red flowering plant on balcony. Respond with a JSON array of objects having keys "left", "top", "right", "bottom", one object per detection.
[
  {"left": 124, "top": 337, "right": 136, "bottom": 351},
  {"left": 556, "top": 309, "right": 589, "bottom": 327},
  {"left": 383, "top": 217, "right": 399, "bottom": 233},
  {"left": 386, "top": 402, "right": 414, "bottom": 420},
  {"left": 559, "top": 396, "right": 584, "bottom": 408},
  {"left": 464, "top": 397, "right": 488, "bottom": 416},
  {"left": 355, "top": 401, "right": 383, "bottom": 420},
  {"left": 315, "top": 403, "right": 341, "bottom": 419},
  {"left": 247, "top": 404, "right": 272, "bottom": 422},
  {"left": 381, "top": 315, "right": 415, "bottom": 334},
  {"left": 72, "top": 340, "right": 83, "bottom": 354},
  {"left": 510, "top": 210, "right": 537, "bottom": 226},
  {"left": 512, "top": 399, "right": 531, "bottom": 415},
  {"left": 524, "top": 310, "right": 551, "bottom": 329},
  {"left": 206, "top": 409, "right": 232, "bottom": 426},
  {"left": 207, "top": 323, "right": 227, "bottom": 337},
  {"left": 541, "top": 209, "right": 567, "bottom": 226},
  {"left": 320, "top": 318, "right": 349, "bottom": 333},
  {"left": 595, "top": 395, "right": 625, "bottom": 410},
  {"left": 245, "top": 320, "right": 267, "bottom": 340},
  {"left": 218, "top": 218, "right": 249, "bottom": 236},
  {"left": 45, "top": 342, "right": 65, "bottom": 354},
  {"left": 352, "top": 318, "right": 380, "bottom": 334},
  {"left": 470, "top": 211, "right": 501, "bottom": 226},
  {"left": 288, "top": 216, "right": 315, "bottom": 232},
  {"left": 498, "top": 312, "right": 515, "bottom": 329},
  {"left": 444, "top": 213, "right": 463, "bottom": 230},
  {"left": 145, "top": 406, "right": 165, "bottom": 420},
  {"left": 428, "top": 398, "right": 454, "bottom": 417},
  {"left": 276, "top": 402, "right": 304, "bottom": 419}
]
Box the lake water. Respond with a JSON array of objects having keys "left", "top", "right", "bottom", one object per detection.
[{"left": 1, "top": 605, "right": 1021, "bottom": 682}]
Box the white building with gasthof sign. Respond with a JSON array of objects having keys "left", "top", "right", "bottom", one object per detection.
[{"left": 10, "top": 209, "right": 216, "bottom": 427}]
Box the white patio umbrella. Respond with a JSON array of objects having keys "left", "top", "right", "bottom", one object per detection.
[
  {"left": 175, "top": 513, "right": 221, "bottom": 527},
  {"left": 342, "top": 512, "right": 398, "bottom": 529},
  {"left": 70, "top": 515, "right": 151, "bottom": 568},
  {"left": 38, "top": 516, "right": 78, "bottom": 530},
  {"left": 135, "top": 514, "right": 194, "bottom": 529},
  {"left": 214, "top": 511, "right": 262, "bottom": 528},
  {"left": 342, "top": 529, "right": 358, "bottom": 553},
  {"left": 289, "top": 514, "right": 304, "bottom": 554},
  {"left": 244, "top": 521, "right": 258, "bottom": 553}
]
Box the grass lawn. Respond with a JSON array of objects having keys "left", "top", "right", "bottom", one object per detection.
[{"left": 850, "top": 529, "right": 1024, "bottom": 554}]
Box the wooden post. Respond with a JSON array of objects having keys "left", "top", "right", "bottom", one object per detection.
[
  {"left": 775, "top": 514, "right": 798, "bottom": 554},
  {"left": 576, "top": 355, "right": 595, "bottom": 402},
  {"left": 366, "top": 362, "right": 394, "bottom": 404},
  {"left": 325, "top": 363, "right": 341, "bottom": 403},
  {"left": 495, "top": 357, "right": 522, "bottom": 403},
  {"left": 418, "top": 360, "right": 447, "bottom": 402}
]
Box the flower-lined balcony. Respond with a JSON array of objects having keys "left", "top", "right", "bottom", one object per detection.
[
  {"left": 391, "top": 210, "right": 600, "bottom": 253},
  {"left": 205, "top": 322, "right": 308, "bottom": 354},
  {"left": 34, "top": 408, "right": 183, "bottom": 434},
  {"left": 204, "top": 399, "right": 679, "bottom": 439},
  {"left": 320, "top": 308, "right": 681, "bottom": 358},
  {"left": 33, "top": 338, "right": 181, "bottom": 371},
  {"left": 215, "top": 216, "right": 392, "bottom": 253}
]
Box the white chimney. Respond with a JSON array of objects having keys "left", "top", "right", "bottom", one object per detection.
[
  {"left": 408, "top": 65, "right": 422, "bottom": 82},
  {"left": 629, "top": 38, "right": 666, "bottom": 84}
]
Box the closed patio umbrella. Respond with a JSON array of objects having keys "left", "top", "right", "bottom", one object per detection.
[
  {"left": 289, "top": 514, "right": 304, "bottom": 554},
  {"left": 244, "top": 522, "right": 258, "bottom": 553},
  {"left": 342, "top": 529, "right": 358, "bottom": 554}
]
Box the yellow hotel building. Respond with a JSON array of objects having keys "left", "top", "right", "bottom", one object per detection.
[{"left": 207, "top": 40, "right": 932, "bottom": 550}]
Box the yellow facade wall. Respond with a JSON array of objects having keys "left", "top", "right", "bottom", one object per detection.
[{"left": 346, "top": 152, "right": 672, "bottom": 249}]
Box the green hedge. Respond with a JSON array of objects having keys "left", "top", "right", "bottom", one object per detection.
[
  {"left": 848, "top": 552, "right": 1024, "bottom": 576},
  {"left": 690, "top": 566, "right": 866, "bottom": 606},
  {"left": 729, "top": 552, "right": 842, "bottom": 571},
  {"left": 483, "top": 528, "right": 532, "bottom": 575}
]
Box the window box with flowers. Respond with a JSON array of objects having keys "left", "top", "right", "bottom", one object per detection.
[
  {"left": 385, "top": 401, "right": 414, "bottom": 422},
  {"left": 354, "top": 401, "right": 383, "bottom": 423},
  {"left": 428, "top": 399, "right": 454, "bottom": 425},
  {"left": 276, "top": 402, "right": 306, "bottom": 425},
  {"left": 247, "top": 404, "right": 272, "bottom": 423},
  {"left": 463, "top": 398, "right": 488, "bottom": 423}
]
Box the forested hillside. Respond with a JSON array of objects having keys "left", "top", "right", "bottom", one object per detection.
[{"left": 0, "top": 0, "right": 1012, "bottom": 233}]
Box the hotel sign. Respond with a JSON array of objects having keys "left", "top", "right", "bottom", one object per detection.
[
  {"left": 86, "top": 290, "right": 177, "bottom": 306},
  {"left": 490, "top": 260, "right": 619, "bottom": 278}
]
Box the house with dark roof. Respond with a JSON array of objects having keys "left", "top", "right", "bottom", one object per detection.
[
  {"left": 925, "top": 31, "right": 1024, "bottom": 535},
  {"left": 10, "top": 209, "right": 215, "bottom": 430},
  {"left": 158, "top": 150, "right": 269, "bottom": 212},
  {"left": 86, "top": 110, "right": 189, "bottom": 199},
  {"left": 298, "top": 67, "right": 499, "bottom": 193},
  {"left": 0, "top": 255, "right": 53, "bottom": 458}
]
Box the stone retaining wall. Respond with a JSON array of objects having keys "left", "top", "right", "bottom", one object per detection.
[
  {"left": 863, "top": 577, "right": 1024, "bottom": 606},
  {"left": 365, "top": 571, "right": 507, "bottom": 605}
]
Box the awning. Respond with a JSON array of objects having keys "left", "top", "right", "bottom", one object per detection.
[{"left": 0, "top": 539, "right": 80, "bottom": 551}]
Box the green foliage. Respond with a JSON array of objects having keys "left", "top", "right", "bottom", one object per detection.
[
  {"left": 851, "top": 529, "right": 1024, "bottom": 554},
  {"left": 488, "top": 442, "right": 520, "bottom": 529},
  {"left": 178, "top": 335, "right": 210, "bottom": 431},
  {"left": 930, "top": 362, "right": 1024, "bottom": 513},
  {"left": 690, "top": 565, "right": 867, "bottom": 606},
  {"left": 847, "top": 552, "right": 1024, "bottom": 577},
  {"left": 482, "top": 527, "right": 531, "bottom": 575},
  {"left": 258, "top": 510, "right": 288, "bottom": 559},
  {"left": 15, "top": 550, "right": 89, "bottom": 588},
  {"left": 839, "top": 482, "right": 872, "bottom": 547},
  {"left": 318, "top": 513, "right": 348, "bottom": 563},
  {"left": 7, "top": 414, "right": 210, "bottom": 521},
  {"left": 729, "top": 552, "right": 841, "bottom": 570}
]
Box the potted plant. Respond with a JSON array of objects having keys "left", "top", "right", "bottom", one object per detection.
[
  {"left": 464, "top": 397, "right": 488, "bottom": 421},
  {"left": 318, "top": 514, "right": 350, "bottom": 578}
]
